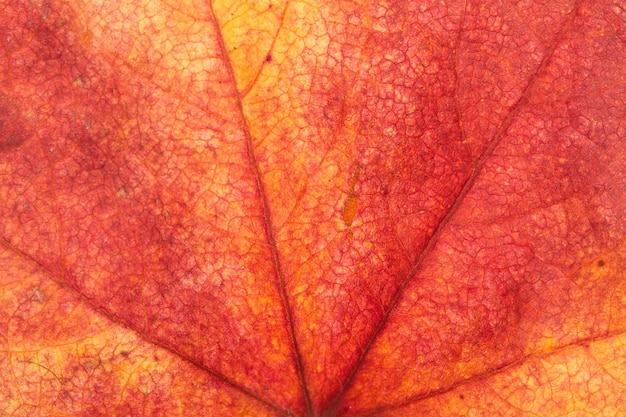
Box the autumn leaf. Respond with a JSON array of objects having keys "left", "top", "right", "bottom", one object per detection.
[{"left": 1, "top": 0, "right": 625, "bottom": 416}]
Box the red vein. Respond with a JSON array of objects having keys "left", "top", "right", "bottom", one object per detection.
[
  {"left": 208, "top": 4, "right": 315, "bottom": 417},
  {"left": 321, "top": 2, "right": 584, "bottom": 416}
]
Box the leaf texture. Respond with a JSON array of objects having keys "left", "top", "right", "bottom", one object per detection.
[{"left": 1, "top": 0, "right": 625, "bottom": 416}]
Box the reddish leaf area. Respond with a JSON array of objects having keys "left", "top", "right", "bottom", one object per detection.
[{"left": 1, "top": 0, "right": 625, "bottom": 416}]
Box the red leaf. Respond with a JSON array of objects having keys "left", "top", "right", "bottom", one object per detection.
[{"left": 1, "top": 0, "right": 625, "bottom": 416}]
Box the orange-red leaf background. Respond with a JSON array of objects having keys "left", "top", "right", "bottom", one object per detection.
[{"left": 1, "top": 0, "right": 625, "bottom": 416}]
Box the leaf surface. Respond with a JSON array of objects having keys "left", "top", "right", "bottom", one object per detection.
[{"left": 1, "top": 0, "right": 625, "bottom": 416}]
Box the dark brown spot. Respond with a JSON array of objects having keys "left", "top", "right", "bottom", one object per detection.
[
  {"left": 120, "top": 351, "right": 129, "bottom": 358},
  {"left": 0, "top": 96, "right": 30, "bottom": 152},
  {"left": 265, "top": 53, "right": 273, "bottom": 63},
  {"left": 0, "top": 133, "right": 27, "bottom": 151},
  {"left": 597, "top": 260, "right": 605, "bottom": 267},
  {"left": 459, "top": 394, "right": 465, "bottom": 400}
]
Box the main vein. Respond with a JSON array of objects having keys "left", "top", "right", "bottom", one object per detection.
[
  {"left": 207, "top": 4, "right": 315, "bottom": 417},
  {"left": 322, "top": 1, "right": 584, "bottom": 415}
]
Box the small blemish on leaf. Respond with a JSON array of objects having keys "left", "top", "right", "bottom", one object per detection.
[
  {"left": 28, "top": 286, "right": 48, "bottom": 303},
  {"left": 342, "top": 195, "right": 358, "bottom": 227},
  {"left": 0, "top": 133, "right": 27, "bottom": 151},
  {"left": 82, "top": 356, "right": 102, "bottom": 371},
  {"left": 0, "top": 97, "right": 30, "bottom": 152},
  {"left": 120, "top": 351, "right": 129, "bottom": 358},
  {"left": 597, "top": 260, "right": 605, "bottom": 267},
  {"left": 265, "top": 53, "right": 273, "bottom": 63},
  {"left": 459, "top": 394, "right": 465, "bottom": 400}
]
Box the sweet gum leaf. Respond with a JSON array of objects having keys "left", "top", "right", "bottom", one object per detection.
[{"left": 1, "top": 0, "right": 625, "bottom": 416}]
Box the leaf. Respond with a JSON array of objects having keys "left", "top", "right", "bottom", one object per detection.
[{"left": 1, "top": 0, "right": 625, "bottom": 416}]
